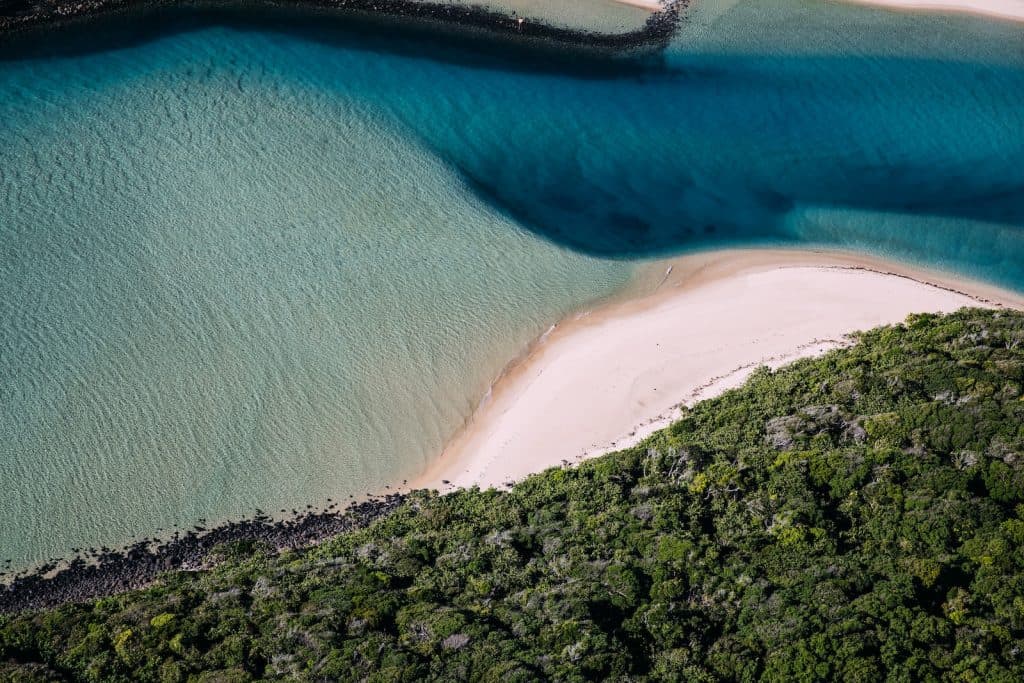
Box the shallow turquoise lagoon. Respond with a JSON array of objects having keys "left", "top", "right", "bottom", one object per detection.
[{"left": 1, "top": 1, "right": 1022, "bottom": 568}]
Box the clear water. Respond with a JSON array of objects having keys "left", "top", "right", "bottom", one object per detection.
[{"left": 1, "top": 2, "right": 1022, "bottom": 569}]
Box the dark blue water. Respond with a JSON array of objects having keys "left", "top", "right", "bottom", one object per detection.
[
  {"left": 334, "top": 10, "right": 1024, "bottom": 286},
  {"left": 0, "top": 1, "right": 1022, "bottom": 568}
]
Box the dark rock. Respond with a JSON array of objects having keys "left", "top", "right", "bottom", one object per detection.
[{"left": 0, "top": 494, "right": 405, "bottom": 613}]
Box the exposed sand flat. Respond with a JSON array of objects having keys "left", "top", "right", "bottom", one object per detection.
[
  {"left": 617, "top": 0, "right": 1024, "bottom": 20},
  {"left": 841, "top": 0, "right": 1024, "bottom": 21},
  {"left": 415, "top": 249, "right": 1023, "bottom": 492},
  {"left": 612, "top": 0, "right": 664, "bottom": 10}
]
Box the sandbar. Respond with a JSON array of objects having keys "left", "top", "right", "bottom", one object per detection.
[
  {"left": 613, "top": 0, "right": 665, "bottom": 10},
  {"left": 840, "top": 0, "right": 1024, "bottom": 21}
]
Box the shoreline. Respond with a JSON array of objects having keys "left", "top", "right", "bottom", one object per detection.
[
  {"left": 0, "top": 0, "right": 682, "bottom": 51},
  {"left": 4, "top": 0, "right": 1020, "bottom": 55},
  {"left": 4, "top": 251, "right": 1021, "bottom": 611},
  {"left": 0, "top": 495, "right": 406, "bottom": 612},
  {"left": 838, "top": 0, "right": 1024, "bottom": 22},
  {"left": 413, "top": 248, "right": 1024, "bottom": 492},
  {"left": 614, "top": 0, "right": 665, "bottom": 9}
]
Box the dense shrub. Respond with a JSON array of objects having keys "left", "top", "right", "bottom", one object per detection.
[{"left": 2, "top": 308, "right": 1024, "bottom": 681}]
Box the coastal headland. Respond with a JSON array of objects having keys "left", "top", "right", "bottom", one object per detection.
[
  {"left": 1, "top": 0, "right": 1022, "bottom": 615},
  {"left": 6, "top": 248, "right": 1020, "bottom": 613}
]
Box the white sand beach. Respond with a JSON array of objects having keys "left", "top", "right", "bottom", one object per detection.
[
  {"left": 611, "top": 0, "right": 1024, "bottom": 22},
  {"left": 613, "top": 0, "right": 665, "bottom": 10},
  {"left": 415, "top": 249, "right": 1024, "bottom": 492},
  {"left": 841, "top": 0, "right": 1024, "bottom": 21}
]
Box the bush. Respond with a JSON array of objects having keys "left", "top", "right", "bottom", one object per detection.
[{"left": 2, "top": 309, "right": 1024, "bottom": 681}]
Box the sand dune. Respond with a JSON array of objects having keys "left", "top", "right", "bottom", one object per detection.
[{"left": 415, "top": 249, "right": 1023, "bottom": 492}]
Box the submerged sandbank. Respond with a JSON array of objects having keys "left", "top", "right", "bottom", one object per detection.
[{"left": 416, "top": 249, "right": 1024, "bottom": 492}]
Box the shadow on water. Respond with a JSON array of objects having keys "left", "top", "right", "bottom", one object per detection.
[
  {"left": 2, "top": 5, "right": 1023, "bottom": 286},
  {"left": 370, "top": 45, "right": 1024, "bottom": 285}
]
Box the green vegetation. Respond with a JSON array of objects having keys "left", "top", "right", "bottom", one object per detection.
[{"left": 3, "top": 308, "right": 1024, "bottom": 681}]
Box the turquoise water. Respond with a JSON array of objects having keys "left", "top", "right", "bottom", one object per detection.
[{"left": 1, "top": 3, "right": 1022, "bottom": 569}]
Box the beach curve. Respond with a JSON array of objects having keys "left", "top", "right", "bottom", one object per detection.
[
  {"left": 414, "top": 249, "right": 1024, "bottom": 492},
  {"left": 839, "top": 0, "right": 1024, "bottom": 22}
]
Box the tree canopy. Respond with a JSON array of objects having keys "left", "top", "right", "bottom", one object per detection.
[{"left": 2, "top": 307, "right": 1024, "bottom": 681}]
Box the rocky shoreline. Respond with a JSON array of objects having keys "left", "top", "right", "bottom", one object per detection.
[
  {"left": 0, "top": 0, "right": 684, "bottom": 52},
  {"left": 0, "top": 494, "right": 406, "bottom": 613}
]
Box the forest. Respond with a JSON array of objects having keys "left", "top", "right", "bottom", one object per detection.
[{"left": 2, "top": 307, "right": 1023, "bottom": 681}]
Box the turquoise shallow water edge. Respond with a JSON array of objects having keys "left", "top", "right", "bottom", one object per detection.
[{"left": 1, "top": 1, "right": 1022, "bottom": 570}]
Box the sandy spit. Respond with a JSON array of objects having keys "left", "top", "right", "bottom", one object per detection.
[
  {"left": 613, "top": 0, "right": 665, "bottom": 10},
  {"left": 839, "top": 0, "right": 1024, "bottom": 21},
  {"left": 412, "top": 248, "right": 1023, "bottom": 492}
]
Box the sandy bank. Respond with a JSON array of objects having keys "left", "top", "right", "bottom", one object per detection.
[
  {"left": 415, "top": 249, "right": 1023, "bottom": 492},
  {"left": 613, "top": 0, "right": 664, "bottom": 10},
  {"left": 840, "top": 0, "right": 1024, "bottom": 22}
]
